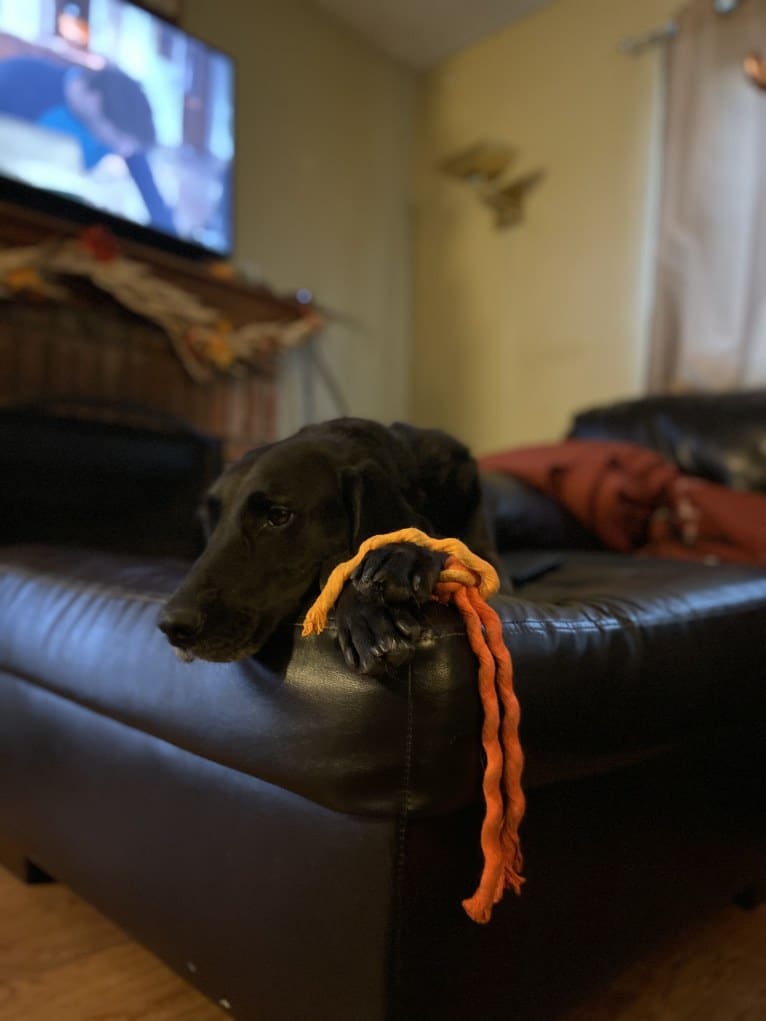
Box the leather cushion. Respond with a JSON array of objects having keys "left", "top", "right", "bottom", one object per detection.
[
  {"left": 2, "top": 544, "right": 766, "bottom": 817},
  {"left": 481, "top": 471, "right": 603, "bottom": 551}
]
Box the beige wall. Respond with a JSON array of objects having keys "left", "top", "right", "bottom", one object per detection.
[
  {"left": 185, "top": 0, "right": 416, "bottom": 436},
  {"left": 410, "top": 0, "right": 677, "bottom": 453}
]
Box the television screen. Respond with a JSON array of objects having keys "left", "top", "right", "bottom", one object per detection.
[{"left": 0, "top": 0, "right": 234, "bottom": 256}]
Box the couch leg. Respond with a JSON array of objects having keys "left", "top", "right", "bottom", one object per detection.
[
  {"left": 733, "top": 883, "right": 763, "bottom": 911},
  {"left": 0, "top": 836, "right": 54, "bottom": 884}
]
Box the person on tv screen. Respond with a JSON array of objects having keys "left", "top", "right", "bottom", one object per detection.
[{"left": 0, "top": 56, "right": 175, "bottom": 235}]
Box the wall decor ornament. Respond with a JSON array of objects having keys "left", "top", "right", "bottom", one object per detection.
[{"left": 438, "top": 141, "right": 545, "bottom": 229}]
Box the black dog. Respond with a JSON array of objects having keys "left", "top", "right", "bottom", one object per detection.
[{"left": 158, "top": 418, "right": 500, "bottom": 674}]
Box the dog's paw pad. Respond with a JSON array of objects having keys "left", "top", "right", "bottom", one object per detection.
[{"left": 352, "top": 543, "right": 446, "bottom": 605}]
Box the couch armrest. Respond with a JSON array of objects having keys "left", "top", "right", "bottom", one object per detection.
[{"left": 569, "top": 390, "right": 766, "bottom": 492}]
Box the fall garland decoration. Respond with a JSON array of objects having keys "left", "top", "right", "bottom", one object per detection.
[{"left": 0, "top": 228, "right": 322, "bottom": 382}]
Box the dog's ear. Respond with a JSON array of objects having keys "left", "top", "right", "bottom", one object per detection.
[
  {"left": 388, "top": 422, "right": 505, "bottom": 575},
  {"left": 389, "top": 422, "right": 482, "bottom": 536},
  {"left": 340, "top": 459, "right": 428, "bottom": 551}
]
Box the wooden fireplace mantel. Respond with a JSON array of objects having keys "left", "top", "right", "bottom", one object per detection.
[
  {"left": 0, "top": 201, "right": 298, "bottom": 457},
  {"left": 0, "top": 200, "right": 300, "bottom": 326}
]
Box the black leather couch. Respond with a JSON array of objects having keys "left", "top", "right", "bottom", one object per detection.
[{"left": 1, "top": 393, "right": 766, "bottom": 1021}]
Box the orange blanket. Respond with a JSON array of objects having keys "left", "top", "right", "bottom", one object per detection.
[{"left": 481, "top": 440, "right": 766, "bottom": 566}]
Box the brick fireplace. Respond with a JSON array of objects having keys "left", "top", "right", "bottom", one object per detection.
[{"left": 0, "top": 201, "right": 310, "bottom": 460}]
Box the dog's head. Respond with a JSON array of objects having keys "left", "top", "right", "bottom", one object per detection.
[
  {"left": 157, "top": 439, "right": 356, "bottom": 662},
  {"left": 157, "top": 432, "right": 422, "bottom": 662}
]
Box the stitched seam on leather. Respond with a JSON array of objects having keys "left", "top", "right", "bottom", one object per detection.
[
  {"left": 498, "top": 599, "right": 766, "bottom": 631},
  {"left": 388, "top": 661, "right": 414, "bottom": 1021},
  {"left": 0, "top": 665, "right": 395, "bottom": 817},
  {"left": 6, "top": 565, "right": 765, "bottom": 631},
  {"left": 292, "top": 598, "right": 766, "bottom": 636}
]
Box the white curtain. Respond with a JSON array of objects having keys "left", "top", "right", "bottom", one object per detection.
[{"left": 649, "top": 0, "right": 766, "bottom": 391}]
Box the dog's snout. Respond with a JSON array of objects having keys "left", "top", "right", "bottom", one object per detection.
[{"left": 158, "top": 604, "right": 205, "bottom": 648}]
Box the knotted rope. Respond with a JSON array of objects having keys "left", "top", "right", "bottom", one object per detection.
[{"left": 302, "top": 527, "right": 525, "bottom": 924}]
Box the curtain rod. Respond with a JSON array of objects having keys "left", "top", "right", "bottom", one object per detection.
[
  {"left": 619, "top": 20, "right": 678, "bottom": 55},
  {"left": 619, "top": 0, "right": 743, "bottom": 56}
]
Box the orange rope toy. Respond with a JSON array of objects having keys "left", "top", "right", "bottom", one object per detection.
[{"left": 302, "top": 527, "right": 525, "bottom": 924}]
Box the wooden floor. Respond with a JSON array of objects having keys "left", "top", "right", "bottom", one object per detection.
[
  {"left": 560, "top": 900, "right": 766, "bottom": 1021},
  {"left": 0, "top": 866, "right": 764, "bottom": 1020},
  {"left": 0, "top": 868, "right": 220, "bottom": 1020}
]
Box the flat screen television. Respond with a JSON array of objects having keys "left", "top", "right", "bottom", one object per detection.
[{"left": 0, "top": 0, "right": 234, "bottom": 258}]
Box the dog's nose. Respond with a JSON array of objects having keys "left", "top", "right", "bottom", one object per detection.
[{"left": 158, "top": 605, "right": 204, "bottom": 648}]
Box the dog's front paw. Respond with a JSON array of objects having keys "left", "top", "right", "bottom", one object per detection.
[
  {"left": 334, "top": 583, "right": 430, "bottom": 676},
  {"left": 351, "top": 542, "right": 446, "bottom": 605}
]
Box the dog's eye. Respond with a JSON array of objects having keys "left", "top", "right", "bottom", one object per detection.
[{"left": 266, "top": 506, "right": 294, "bottom": 528}]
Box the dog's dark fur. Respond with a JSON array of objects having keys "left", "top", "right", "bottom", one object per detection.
[{"left": 158, "top": 418, "right": 500, "bottom": 674}]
